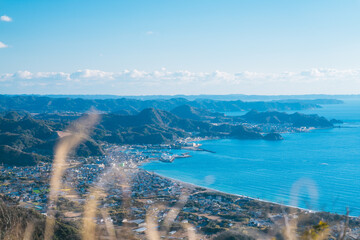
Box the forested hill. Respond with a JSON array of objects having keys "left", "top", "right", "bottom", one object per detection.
[
  {"left": 0, "top": 112, "right": 103, "bottom": 166},
  {"left": 0, "top": 95, "right": 324, "bottom": 113},
  {"left": 241, "top": 110, "right": 335, "bottom": 128},
  {"left": 89, "top": 108, "right": 264, "bottom": 145},
  {"left": 0, "top": 108, "right": 263, "bottom": 166},
  {"left": 0, "top": 106, "right": 341, "bottom": 166}
]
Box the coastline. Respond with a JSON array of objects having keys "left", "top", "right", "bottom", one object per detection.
[
  {"left": 138, "top": 122, "right": 360, "bottom": 218},
  {"left": 143, "top": 169, "right": 313, "bottom": 213},
  {"left": 141, "top": 168, "right": 359, "bottom": 219}
]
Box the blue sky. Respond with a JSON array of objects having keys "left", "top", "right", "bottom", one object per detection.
[{"left": 1, "top": 0, "right": 360, "bottom": 95}]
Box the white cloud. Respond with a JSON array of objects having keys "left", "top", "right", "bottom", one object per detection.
[
  {"left": 0, "top": 15, "right": 12, "bottom": 22},
  {"left": 70, "top": 69, "right": 114, "bottom": 81},
  {"left": 0, "top": 42, "right": 8, "bottom": 48},
  {"left": 146, "top": 31, "right": 154, "bottom": 35},
  {"left": 34, "top": 71, "right": 70, "bottom": 81},
  {"left": 14, "top": 71, "right": 33, "bottom": 79},
  {"left": 1, "top": 68, "right": 360, "bottom": 95}
]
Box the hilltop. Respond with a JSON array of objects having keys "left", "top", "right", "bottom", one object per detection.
[
  {"left": 0, "top": 112, "right": 103, "bottom": 166},
  {"left": 170, "top": 104, "right": 229, "bottom": 122},
  {"left": 94, "top": 108, "right": 263, "bottom": 144},
  {"left": 241, "top": 110, "right": 335, "bottom": 128}
]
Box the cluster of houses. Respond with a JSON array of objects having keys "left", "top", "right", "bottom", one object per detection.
[
  {"left": 0, "top": 164, "right": 52, "bottom": 211},
  {"left": 242, "top": 122, "right": 313, "bottom": 134},
  {"left": 0, "top": 144, "right": 293, "bottom": 237},
  {"left": 1, "top": 144, "right": 359, "bottom": 239}
]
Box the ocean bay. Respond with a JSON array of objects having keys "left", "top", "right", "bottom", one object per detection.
[{"left": 143, "top": 100, "right": 360, "bottom": 216}]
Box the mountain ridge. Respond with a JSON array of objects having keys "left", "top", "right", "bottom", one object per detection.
[{"left": 0, "top": 95, "right": 324, "bottom": 113}]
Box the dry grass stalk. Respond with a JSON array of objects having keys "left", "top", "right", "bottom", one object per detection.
[
  {"left": 82, "top": 188, "right": 103, "bottom": 240},
  {"left": 22, "top": 221, "right": 35, "bottom": 240},
  {"left": 282, "top": 213, "right": 298, "bottom": 240},
  {"left": 162, "top": 191, "right": 189, "bottom": 232},
  {"left": 145, "top": 206, "right": 160, "bottom": 240},
  {"left": 182, "top": 222, "right": 198, "bottom": 240},
  {"left": 44, "top": 112, "right": 99, "bottom": 240},
  {"left": 100, "top": 208, "right": 116, "bottom": 240}
]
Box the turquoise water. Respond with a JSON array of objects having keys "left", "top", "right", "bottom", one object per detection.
[{"left": 142, "top": 100, "right": 360, "bottom": 216}]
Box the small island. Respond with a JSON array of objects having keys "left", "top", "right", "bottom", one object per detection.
[{"left": 263, "top": 132, "right": 284, "bottom": 141}]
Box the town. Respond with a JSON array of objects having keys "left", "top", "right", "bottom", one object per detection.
[{"left": 1, "top": 142, "right": 360, "bottom": 239}]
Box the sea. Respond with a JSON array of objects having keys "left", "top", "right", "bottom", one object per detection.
[{"left": 142, "top": 99, "right": 360, "bottom": 216}]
